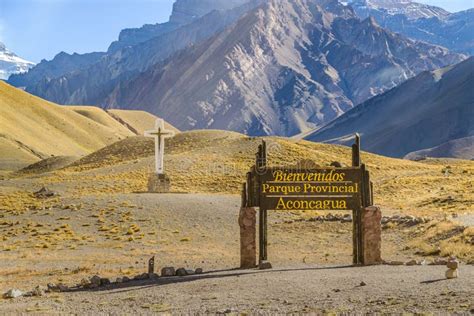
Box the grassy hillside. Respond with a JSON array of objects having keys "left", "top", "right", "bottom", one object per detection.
[
  {"left": 28, "top": 130, "right": 471, "bottom": 217},
  {"left": 0, "top": 82, "right": 173, "bottom": 171},
  {"left": 107, "top": 109, "right": 179, "bottom": 135}
]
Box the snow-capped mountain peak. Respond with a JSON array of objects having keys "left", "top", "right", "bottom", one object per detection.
[{"left": 0, "top": 42, "right": 35, "bottom": 80}]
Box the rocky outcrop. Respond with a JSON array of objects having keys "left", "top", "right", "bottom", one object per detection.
[
  {"left": 169, "top": 0, "right": 250, "bottom": 24},
  {"left": 8, "top": 51, "right": 103, "bottom": 88},
  {"left": 100, "top": 0, "right": 463, "bottom": 136},
  {"left": 348, "top": 0, "right": 474, "bottom": 55}
]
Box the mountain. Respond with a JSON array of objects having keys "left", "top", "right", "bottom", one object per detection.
[
  {"left": 7, "top": 0, "right": 465, "bottom": 137},
  {"left": 98, "top": 0, "right": 463, "bottom": 136},
  {"left": 7, "top": 51, "right": 105, "bottom": 88},
  {"left": 404, "top": 136, "right": 474, "bottom": 160},
  {"left": 347, "top": 0, "right": 474, "bottom": 55},
  {"left": 9, "top": 0, "right": 253, "bottom": 93},
  {"left": 0, "top": 81, "right": 174, "bottom": 170},
  {"left": 0, "top": 42, "right": 34, "bottom": 80},
  {"left": 305, "top": 57, "right": 474, "bottom": 159},
  {"left": 348, "top": 0, "right": 450, "bottom": 20}
]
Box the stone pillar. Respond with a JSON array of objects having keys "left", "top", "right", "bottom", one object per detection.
[
  {"left": 362, "top": 206, "right": 382, "bottom": 265},
  {"left": 148, "top": 173, "right": 171, "bottom": 193},
  {"left": 239, "top": 207, "right": 257, "bottom": 269}
]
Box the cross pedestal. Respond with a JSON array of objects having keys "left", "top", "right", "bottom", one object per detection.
[
  {"left": 147, "top": 174, "right": 171, "bottom": 193},
  {"left": 144, "top": 118, "right": 175, "bottom": 193}
]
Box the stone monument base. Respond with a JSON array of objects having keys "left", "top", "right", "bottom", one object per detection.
[
  {"left": 361, "top": 206, "right": 382, "bottom": 265},
  {"left": 147, "top": 173, "right": 171, "bottom": 193}
]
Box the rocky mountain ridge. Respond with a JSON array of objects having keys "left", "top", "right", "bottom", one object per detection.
[
  {"left": 305, "top": 57, "right": 474, "bottom": 159},
  {"left": 347, "top": 0, "right": 474, "bottom": 55},
  {"left": 96, "top": 0, "right": 464, "bottom": 136},
  {"left": 7, "top": 0, "right": 467, "bottom": 138},
  {"left": 9, "top": 0, "right": 253, "bottom": 89},
  {"left": 348, "top": 0, "right": 450, "bottom": 20}
]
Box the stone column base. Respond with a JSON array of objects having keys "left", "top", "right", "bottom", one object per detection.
[
  {"left": 239, "top": 207, "right": 257, "bottom": 269},
  {"left": 362, "top": 206, "right": 382, "bottom": 265},
  {"left": 147, "top": 173, "right": 171, "bottom": 193}
]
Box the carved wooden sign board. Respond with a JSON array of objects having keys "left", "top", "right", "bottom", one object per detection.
[
  {"left": 258, "top": 167, "right": 363, "bottom": 211},
  {"left": 242, "top": 135, "right": 373, "bottom": 265}
]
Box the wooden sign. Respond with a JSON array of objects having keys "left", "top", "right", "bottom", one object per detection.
[
  {"left": 241, "top": 134, "right": 374, "bottom": 265},
  {"left": 259, "top": 167, "right": 363, "bottom": 211}
]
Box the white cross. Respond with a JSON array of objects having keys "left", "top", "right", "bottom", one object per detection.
[{"left": 144, "top": 119, "right": 175, "bottom": 175}]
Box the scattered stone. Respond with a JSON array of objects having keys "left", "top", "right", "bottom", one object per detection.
[
  {"left": 133, "top": 273, "right": 149, "bottom": 281},
  {"left": 47, "top": 283, "right": 68, "bottom": 293},
  {"left": 161, "top": 267, "right": 176, "bottom": 277},
  {"left": 30, "top": 286, "right": 46, "bottom": 297},
  {"left": 90, "top": 275, "right": 101, "bottom": 286},
  {"left": 100, "top": 278, "right": 111, "bottom": 286},
  {"left": 33, "top": 187, "right": 57, "bottom": 199},
  {"left": 342, "top": 214, "right": 352, "bottom": 223},
  {"left": 195, "top": 268, "right": 204, "bottom": 274},
  {"left": 386, "top": 260, "right": 404, "bottom": 266},
  {"left": 259, "top": 261, "right": 272, "bottom": 270},
  {"left": 360, "top": 281, "right": 367, "bottom": 286},
  {"left": 176, "top": 268, "right": 188, "bottom": 276},
  {"left": 186, "top": 269, "right": 196, "bottom": 275},
  {"left": 447, "top": 260, "right": 459, "bottom": 270},
  {"left": 446, "top": 257, "right": 460, "bottom": 279},
  {"left": 80, "top": 278, "right": 91, "bottom": 287},
  {"left": 3, "top": 289, "right": 23, "bottom": 299},
  {"left": 445, "top": 269, "right": 459, "bottom": 279},
  {"left": 433, "top": 258, "right": 448, "bottom": 266},
  {"left": 405, "top": 259, "right": 418, "bottom": 266}
]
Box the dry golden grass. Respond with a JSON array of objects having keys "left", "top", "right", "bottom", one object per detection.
[
  {"left": 0, "top": 82, "right": 179, "bottom": 171},
  {"left": 25, "top": 130, "right": 472, "bottom": 219},
  {"left": 0, "top": 82, "right": 136, "bottom": 163},
  {"left": 107, "top": 109, "right": 179, "bottom": 135},
  {"left": 405, "top": 220, "right": 474, "bottom": 261}
]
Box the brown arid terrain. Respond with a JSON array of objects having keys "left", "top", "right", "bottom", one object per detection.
[
  {"left": 1, "top": 129, "right": 473, "bottom": 313},
  {"left": 0, "top": 81, "right": 169, "bottom": 172}
]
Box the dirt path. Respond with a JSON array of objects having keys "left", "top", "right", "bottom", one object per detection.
[{"left": 1, "top": 265, "right": 473, "bottom": 314}]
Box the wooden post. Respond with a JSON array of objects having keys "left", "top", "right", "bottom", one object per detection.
[
  {"left": 352, "top": 134, "right": 364, "bottom": 265},
  {"left": 148, "top": 256, "right": 155, "bottom": 274},
  {"left": 352, "top": 133, "right": 361, "bottom": 168},
  {"left": 255, "top": 140, "right": 268, "bottom": 264}
]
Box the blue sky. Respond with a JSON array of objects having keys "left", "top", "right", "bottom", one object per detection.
[{"left": 0, "top": 0, "right": 473, "bottom": 63}]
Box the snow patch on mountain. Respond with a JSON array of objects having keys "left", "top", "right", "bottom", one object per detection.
[
  {"left": 0, "top": 42, "right": 35, "bottom": 80},
  {"left": 0, "top": 42, "right": 34, "bottom": 80}
]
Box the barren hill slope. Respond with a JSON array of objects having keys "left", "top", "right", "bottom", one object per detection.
[
  {"left": 0, "top": 82, "right": 166, "bottom": 170},
  {"left": 107, "top": 109, "right": 179, "bottom": 135}
]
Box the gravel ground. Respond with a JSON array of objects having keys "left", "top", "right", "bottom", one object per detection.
[{"left": 1, "top": 265, "right": 473, "bottom": 314}]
